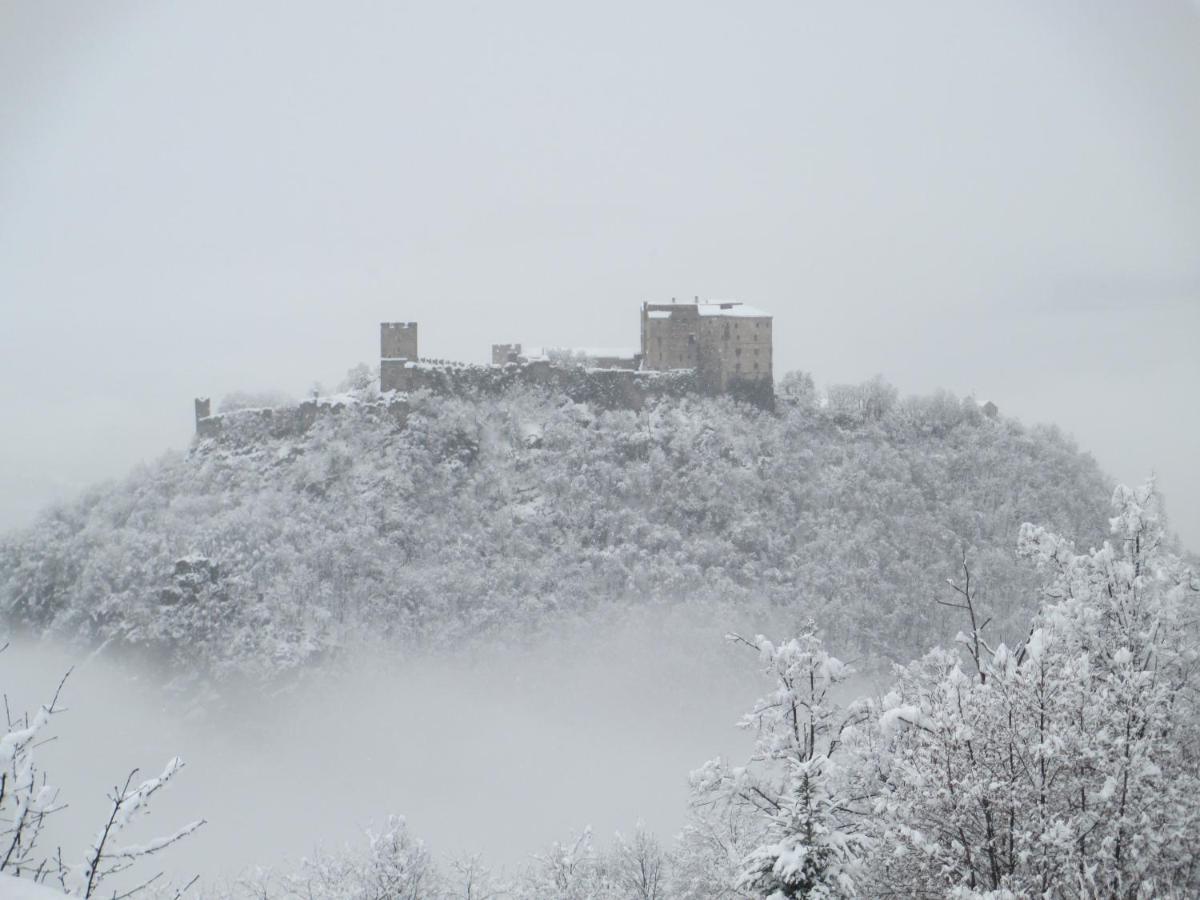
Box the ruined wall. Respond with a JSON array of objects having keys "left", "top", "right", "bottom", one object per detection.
[
  {"left": 378, "top": 360, "right": 701, "bottom": 410},
  {"left": 194, "top": 397, "right": 411, "bottom": 445},
  {"left": 585, "top": 353, "right": 640, "bottom": 371},
  {"left": 381, "top": 358, "right": 417, "bottom": 393},
  {"left": 192, "top": 367, "right": 712, "bottom": 450}
]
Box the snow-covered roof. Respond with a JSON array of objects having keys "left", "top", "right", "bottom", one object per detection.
[
  {"left": 645, "top": 302, "right": 770, "bottom": 319},
  {"left": 696, "top": 302, "right": 770, "bottom": 318}
]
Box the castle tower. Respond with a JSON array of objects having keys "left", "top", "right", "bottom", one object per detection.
[
  {"left": 640, "top": 300, "right": 772, "bottom": 392},
  {"left": 380, "top": 322, "right": 418, "bottom": 392},
  {"left": 194, "top": 397, "right": 211, "bottom": 430},
  {"left": 492, "top": 343, "right": 522, "bottom": 365}
]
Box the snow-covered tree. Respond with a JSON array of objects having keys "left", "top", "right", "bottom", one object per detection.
[
  {"left": 516, "top": 827, "right": 613, "bottom": 900},
  {"left": 0, "top": 662, "right": 202, "bottom": 897},
  {"left": 282, "top": 815, "right": 436, "bottom": 900},
  {"left": 0, "top": 666, "right": 67, "bottom": 882},
  {"left": 690, "top": 630, "right": 869, "bottom": 898},
  {"left": 1, "top": 382, "right": 1115, "bottom": 684},
  {"left": 669, "top": 803, "right": 758, "bottom": 900},
  {"left": 871, "top": 480, "right": 1200, "bottom": 898},
  {"left": 610, "top": 823, "right": 667, "bottom": 900}
]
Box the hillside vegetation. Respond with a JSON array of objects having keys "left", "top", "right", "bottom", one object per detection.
[{"left": 0, "top": 379, "right": 1114, "bottom": 682}]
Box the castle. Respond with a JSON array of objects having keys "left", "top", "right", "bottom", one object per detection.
[
  {"left": 383, "top": 299, "right": 773, "bottom": 394},
  {"left": 640, "top": 300, "right": 772, "bottom": 391},
  {"left": 195, "top": 299, "right": 774, "bottom": 436}
]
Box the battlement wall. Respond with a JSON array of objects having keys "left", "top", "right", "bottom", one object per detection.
[
  {"left": 194, "top": 396, "right": 411, "bottom": 445},
  {"left": 380, "top": 360, "right": 705, "bottom": 409}
]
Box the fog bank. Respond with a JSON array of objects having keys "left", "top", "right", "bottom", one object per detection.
[{"left": 2, "top": 607, "right": 876, "bottom": 888}]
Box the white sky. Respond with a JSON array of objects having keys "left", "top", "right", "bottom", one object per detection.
[{"left": 1, "top": 1, "right": 1198, "bottom": 547}]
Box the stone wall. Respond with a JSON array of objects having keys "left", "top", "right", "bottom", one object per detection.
[
  {"left": 194, "top": 397, "right": 411, "bottom": 445},
  {"left": 381, "top": 358, "right": 416, "bottom": 393},
  {"left": 192, "top": 365, "right": 717, "bottom": 449},
  {"left": 379, "top": 360, "right": 702, "bottom": 410}
]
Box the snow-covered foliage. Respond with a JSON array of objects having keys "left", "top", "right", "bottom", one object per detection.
[
  {"left": 0, "top": 380, "right": 1114, "bottom": 684},
  {"left": 689, "top": 632, "right": 869, "bottom": 898},
  {"left": 212, "top": 479, "right": 1197, "bottom": 899},
  {"left": 0, "top": 663, "right": 201, "bottom": 897},
  {"left": 865, "top": 480, "right": 1200, "bottom": 898},
  {"left": 271, "top": 815, "right": 436, "bottom": 900},
  {"left": 0, "top": 667, "right": 67, "bottom": 883},
  {"left": 237, "top": 821, "right": 664, "bottom": 900}
]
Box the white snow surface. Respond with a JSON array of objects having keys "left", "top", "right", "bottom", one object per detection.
[
  {"left": 0, "top": 874, "right": 65, "bottom": 899},
  {"left": 644, "top": 302, "right": 770, "bottom": 318},
  {"left": 696, "top": 302, "right": 770, "bottom": 318}
]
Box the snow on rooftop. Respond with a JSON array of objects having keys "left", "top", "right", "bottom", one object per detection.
[
  {"left": 645, "top": 302, "right": 770, "bottom": 319},
  {"left": 697, "top": 302, "right": 770, "bottom": 318}
]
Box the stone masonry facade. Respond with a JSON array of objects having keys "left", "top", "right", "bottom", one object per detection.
[
  {"left": 381, "top": 322, "right": 419, "bottom": 393},
  {"left": 641, "top": 301, "right": 772, "bottom": 392}
]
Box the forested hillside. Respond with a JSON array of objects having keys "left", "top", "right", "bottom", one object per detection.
[{"left": 0, "top": 379, "right": 1114, "bottom": 682}]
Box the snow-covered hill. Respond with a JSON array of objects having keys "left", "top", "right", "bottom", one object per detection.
[{"left": 0, "top": 381, "right": 1114, "bottom": 682}]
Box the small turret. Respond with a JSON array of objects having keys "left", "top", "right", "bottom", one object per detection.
[{"left": 194, "top": 397, "right": 211, "bottom": 431}]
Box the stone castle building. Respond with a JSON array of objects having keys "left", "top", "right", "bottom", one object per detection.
[
  {"left": 640, "top": 300, "right": 772, "bottom": 391},
  {"left": 193, "top": 299, "right": 775, "bottom": 438},
  {"left": 378, "top": 299, "right": 773, "bottom": 395},
  {"left": 491, "top": 343, "right": 523, "bottom": 366}
]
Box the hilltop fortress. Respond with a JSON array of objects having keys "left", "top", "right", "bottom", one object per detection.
[
  {"left": 382, "top": 299, "right": 773, "bottom": 395},
  {"left": 195, "top": 299, "right": 774, "bottom": 439}
]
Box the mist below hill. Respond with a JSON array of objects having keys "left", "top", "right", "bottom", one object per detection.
[{"left": 3, "top": 602, "right": 881, "bottom": 890}]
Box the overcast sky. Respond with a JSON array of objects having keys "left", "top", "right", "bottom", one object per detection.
[{"left": 2, "top": 1, "right": 1198, "bottom": 548}]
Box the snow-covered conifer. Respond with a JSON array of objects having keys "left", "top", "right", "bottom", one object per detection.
[{"left": 690, "top": 630, "right": 869, "bottom": 898}]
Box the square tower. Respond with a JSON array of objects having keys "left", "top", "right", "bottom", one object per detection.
[
  {"left": 381, "top": 322, "right": 418, "bottom": 361},
  {"left": 640, "top": 300, "right": 772, "bottom": 392},
  {"left": 381, "top": 322, "right": 419, "bottom": 393},
  {"left": 492, "top": 343, "right": 523, "bottom": 365}
]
